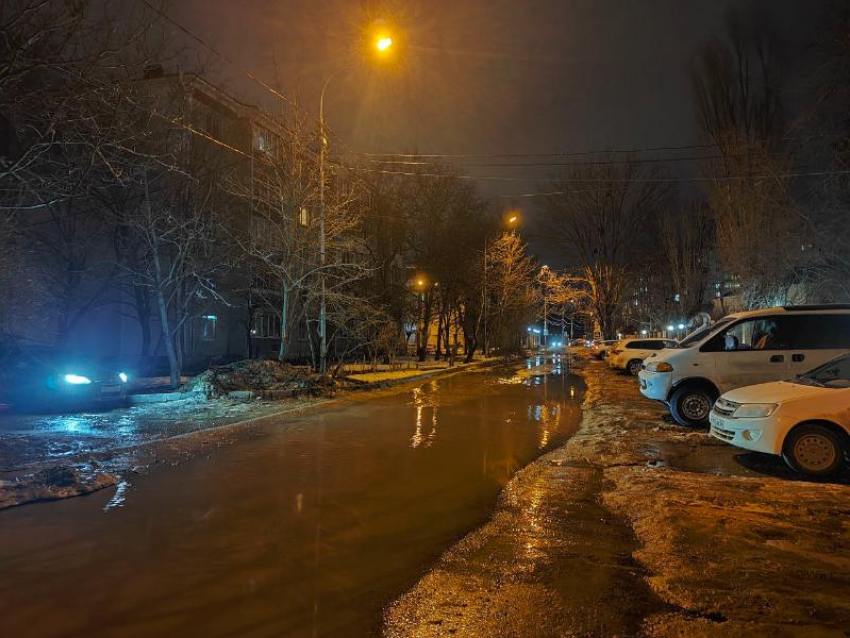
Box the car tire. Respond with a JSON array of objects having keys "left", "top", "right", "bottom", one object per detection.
[
  {"left": 627, "top": 359, "right": 642, "bottom": 376},
  {"left": 669, "top": 385, "right": 714, "bottom": 427},
  {"left": 782, "top": 424, "right": 845, "bottom": 477}
]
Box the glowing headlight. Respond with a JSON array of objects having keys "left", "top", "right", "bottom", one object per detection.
[
  {"left": 732, "top": 403, "right": 778, "bottom": 418},
  {"left": 645, "top": 362, "right": 674, "bottom": 373},
  {"left": 119, "top": 372, "right": 129, "bottom": 383},
  {"left": 64, "top": 374, "right": 92, "bottom": 385}
]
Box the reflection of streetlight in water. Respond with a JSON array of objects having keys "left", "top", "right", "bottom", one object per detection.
[
  {"left": 528, "top": 403, "right": 562, "bottom": 449},
  {"left": 410, "top": 382, "right": 439, "bottom": 448}
]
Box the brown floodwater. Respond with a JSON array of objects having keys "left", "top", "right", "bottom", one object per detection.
[{"left": 0, "top": 358, "right": 584, "bottom": 638}]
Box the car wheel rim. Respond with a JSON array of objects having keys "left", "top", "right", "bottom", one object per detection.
[
  {"left": 682, "top": 394, "right": 709, "bottom": 421},
  {"left": 629, "top": 362, "right": 640, "bottom": 374},
  {"left": 794, "top": 435, "right": 836, "bottom": 472}
]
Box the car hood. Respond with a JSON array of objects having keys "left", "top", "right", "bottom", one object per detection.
[{"left": 721, "top": 381, "right": 833, "bottom": 404}]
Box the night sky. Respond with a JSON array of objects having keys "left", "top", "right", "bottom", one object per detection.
[{"left": 167, "top": 0, "right": 823, "bottom": 257}]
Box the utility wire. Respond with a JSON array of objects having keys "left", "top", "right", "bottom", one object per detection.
[
  {"left": 138, "top": 0, "right": 294, "bottom": 106},
  {"left": 360, "top": 151, "right": 785, "bottom": 169},
  {"left": 339, "top": 164, "right": 850, "bottom": 185},
  {"left": 333, "top": 133, "right": 840, "bottom": 161}
]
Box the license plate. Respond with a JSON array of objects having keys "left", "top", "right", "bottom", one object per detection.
[
  {"left": 709, "top": 413, "right": 724, "bottom": 429},
  {"left": 101, "top": 385, "right": 121, "bottom": 394}
]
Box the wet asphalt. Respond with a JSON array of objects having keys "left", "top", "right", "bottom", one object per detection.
[{"left": 0, "top": 358, "right": 584, "bottom": 637}]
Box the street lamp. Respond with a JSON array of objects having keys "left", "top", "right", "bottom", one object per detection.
[{"left": 317, "top": 30, "right": 394, "bottom": 374}]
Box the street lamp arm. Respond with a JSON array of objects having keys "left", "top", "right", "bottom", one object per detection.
[{"left": 319, "top": 66, "right": 351, "bottom": 124}]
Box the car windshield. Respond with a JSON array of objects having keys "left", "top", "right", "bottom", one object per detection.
[
  {"left": 676, "top": 318, "right": 734, "bottom": 348},
  {"left": 794, "top": 355, "right": 850, "bottom": 388}
]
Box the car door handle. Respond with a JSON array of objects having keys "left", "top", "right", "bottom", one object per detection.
[
  {"left": 792, "top": 354, "right": 805, "bottom": 363},
  {"left": 770, "top": 355, "right": 785, "bottom": 363}
]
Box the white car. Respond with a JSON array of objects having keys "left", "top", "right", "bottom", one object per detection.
[
  {"left": 709, "top": 353, "right": 850, "bottom": 476},
  {"left": 591, "top": 339, "right": 619, "bottom": 360},
  {"left": 607, "top": 338, "right": 678, "bottom": 376},
  {"left": 640, "top": 305, "right": 850, "bottom": 427}
]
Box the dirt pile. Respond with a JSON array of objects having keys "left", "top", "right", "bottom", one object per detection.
[
  {"left": 0, "top": 463, "right": 117, "bottom": 510},
  {"left": 183, "top": 359, "right": 335, "bottom": 398}
]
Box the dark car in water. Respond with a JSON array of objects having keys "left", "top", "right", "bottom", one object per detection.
[{"left": 0, "top": 342, "right": 131, "bottom": 411}]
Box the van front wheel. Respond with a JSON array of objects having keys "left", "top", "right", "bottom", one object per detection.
[{"left": 669, "top": 386, "right": 714, "bottom": 427}]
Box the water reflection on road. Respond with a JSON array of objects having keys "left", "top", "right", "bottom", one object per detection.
[{"left": 0, "top": 357, "right": 584, "bottom": 638}]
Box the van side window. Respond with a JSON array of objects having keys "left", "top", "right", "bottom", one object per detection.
[
  {"left": 783, "top": 315, "right": 850, "bottom": 349},
  {"left": 625, "top": 341, "right": 643, "bottom": 349},
  {"left": 703, "top": 317, "right": 785, "bottom": 352}
]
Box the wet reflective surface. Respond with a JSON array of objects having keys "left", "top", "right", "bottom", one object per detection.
[{"left": 0, "top": 358, "right": 584, "bottom": 637}]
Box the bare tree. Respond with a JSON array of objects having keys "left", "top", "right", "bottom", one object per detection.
[
  {"left": 486, "top": 232, "right": 538, "bottom": 352},
  {"left": 658, "top": 203, "right": 714, "bottom": 320},
  {"left": 542, "top": 161, "right": 670, "bottom": 339},
  {"left": 692, "top": 9, "right": 806, "bottom": 307}
]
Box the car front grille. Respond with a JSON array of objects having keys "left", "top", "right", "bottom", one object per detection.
[{"left": 713, "top": 398, "right": 738, "bottom": 418}]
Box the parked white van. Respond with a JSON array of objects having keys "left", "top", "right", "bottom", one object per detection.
[{"left": 639, "top": 306, "right": 850, "bottom": 427}]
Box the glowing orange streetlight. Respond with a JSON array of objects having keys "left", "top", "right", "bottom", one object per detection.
[{"left": 376, "top": 36, "right": 393, "bottom": 52}]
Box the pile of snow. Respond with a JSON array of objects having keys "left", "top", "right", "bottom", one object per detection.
[{"left": 182, "top": 359, "right": 334, "bottom": 398}]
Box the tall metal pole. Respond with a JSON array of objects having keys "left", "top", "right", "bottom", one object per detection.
[
  {"left": 317, "top": 69, "right": 345, "bottom": 374},
  {"left": 318, "top": 86, "right": 328, "bottom": 374},
  {"left": 482, "top": 235, "right": 488, "bottom": 357}
]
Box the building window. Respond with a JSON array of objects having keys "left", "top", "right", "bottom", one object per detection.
[
  {"left": 201, "top": 315, "right": 217, "bottom": 341},
  {"left": 251, "top": 313, "right": 281, "bottom": 339},
  {"left": 299, "top": 206, "right": 310, "bottom": 227}
]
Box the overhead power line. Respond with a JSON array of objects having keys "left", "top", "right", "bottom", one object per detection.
[
  {"left": 332, "top": 133, "right": 841, "bottom": 161},
  {"left": 138, "top": 0, "right": 294, "bottom": 106},
  {"left": 360, "top": 150, "right": 785, "bottom": 169},
  {"left": 339, "top": 164, "right": 850, "bottom": 185}
]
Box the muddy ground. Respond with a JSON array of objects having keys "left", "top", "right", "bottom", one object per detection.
[{"left": 385, "top": 356, "right": 850, "bottom": 637}]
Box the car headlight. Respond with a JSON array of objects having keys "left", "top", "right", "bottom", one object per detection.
[
  {"left": 64, "top": 374, "right": 92, "bottom": 385},
  {"left": 645, "top": 362, "right": 673, "bottom": 373},
  {"left": 732, "top": 403, "right": 778, "bottom": 418},
  {"left": 119, "top": 372, "right": 129, "bottom": 383}
]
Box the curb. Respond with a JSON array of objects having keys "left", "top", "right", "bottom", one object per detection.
[{"left": 126, "top": 391, "right": 199, "bottom": 405}]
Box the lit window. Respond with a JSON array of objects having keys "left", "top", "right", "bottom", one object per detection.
[
  {"left": 299, "top": 206, "right": 309, "bottom": 226},
  {"left": 674, "top": 294, "right": 680, "bottom": 302}
]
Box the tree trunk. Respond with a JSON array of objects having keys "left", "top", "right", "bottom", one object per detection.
[
  {"left": 278, "top": 286, "right": 289, "bottom": 361},
  {"left": 155, "top": 287, "right": 180, "bottom": 389}
]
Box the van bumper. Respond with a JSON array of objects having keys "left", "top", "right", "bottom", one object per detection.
[{"left": 639, "top": 369, "right": 672, "bottom": 401}]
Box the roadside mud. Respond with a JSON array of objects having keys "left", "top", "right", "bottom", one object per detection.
[{"left": 387, "top": 356, "right": 850, "bottom": 637}]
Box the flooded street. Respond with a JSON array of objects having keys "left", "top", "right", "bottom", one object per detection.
[{"left": 0, "top": 358, "right": 584, "bottom": 638}]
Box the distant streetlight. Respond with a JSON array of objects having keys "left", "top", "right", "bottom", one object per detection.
[
  {"left": 667, "top": 325, "right": 675, "bottom": 332},
  {"left": 641, "top": 330, "right": 648, "bottom": 336},
  {"left": 376, "top": 36, "right": 393, "bottom": 52},
  {"left": 678, "top": 323, "right": 686, "bottom": 330}
]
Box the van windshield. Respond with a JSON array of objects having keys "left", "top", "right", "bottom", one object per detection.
[{"left": 676, "top": 318, "right": 734, "bottom": 348}]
